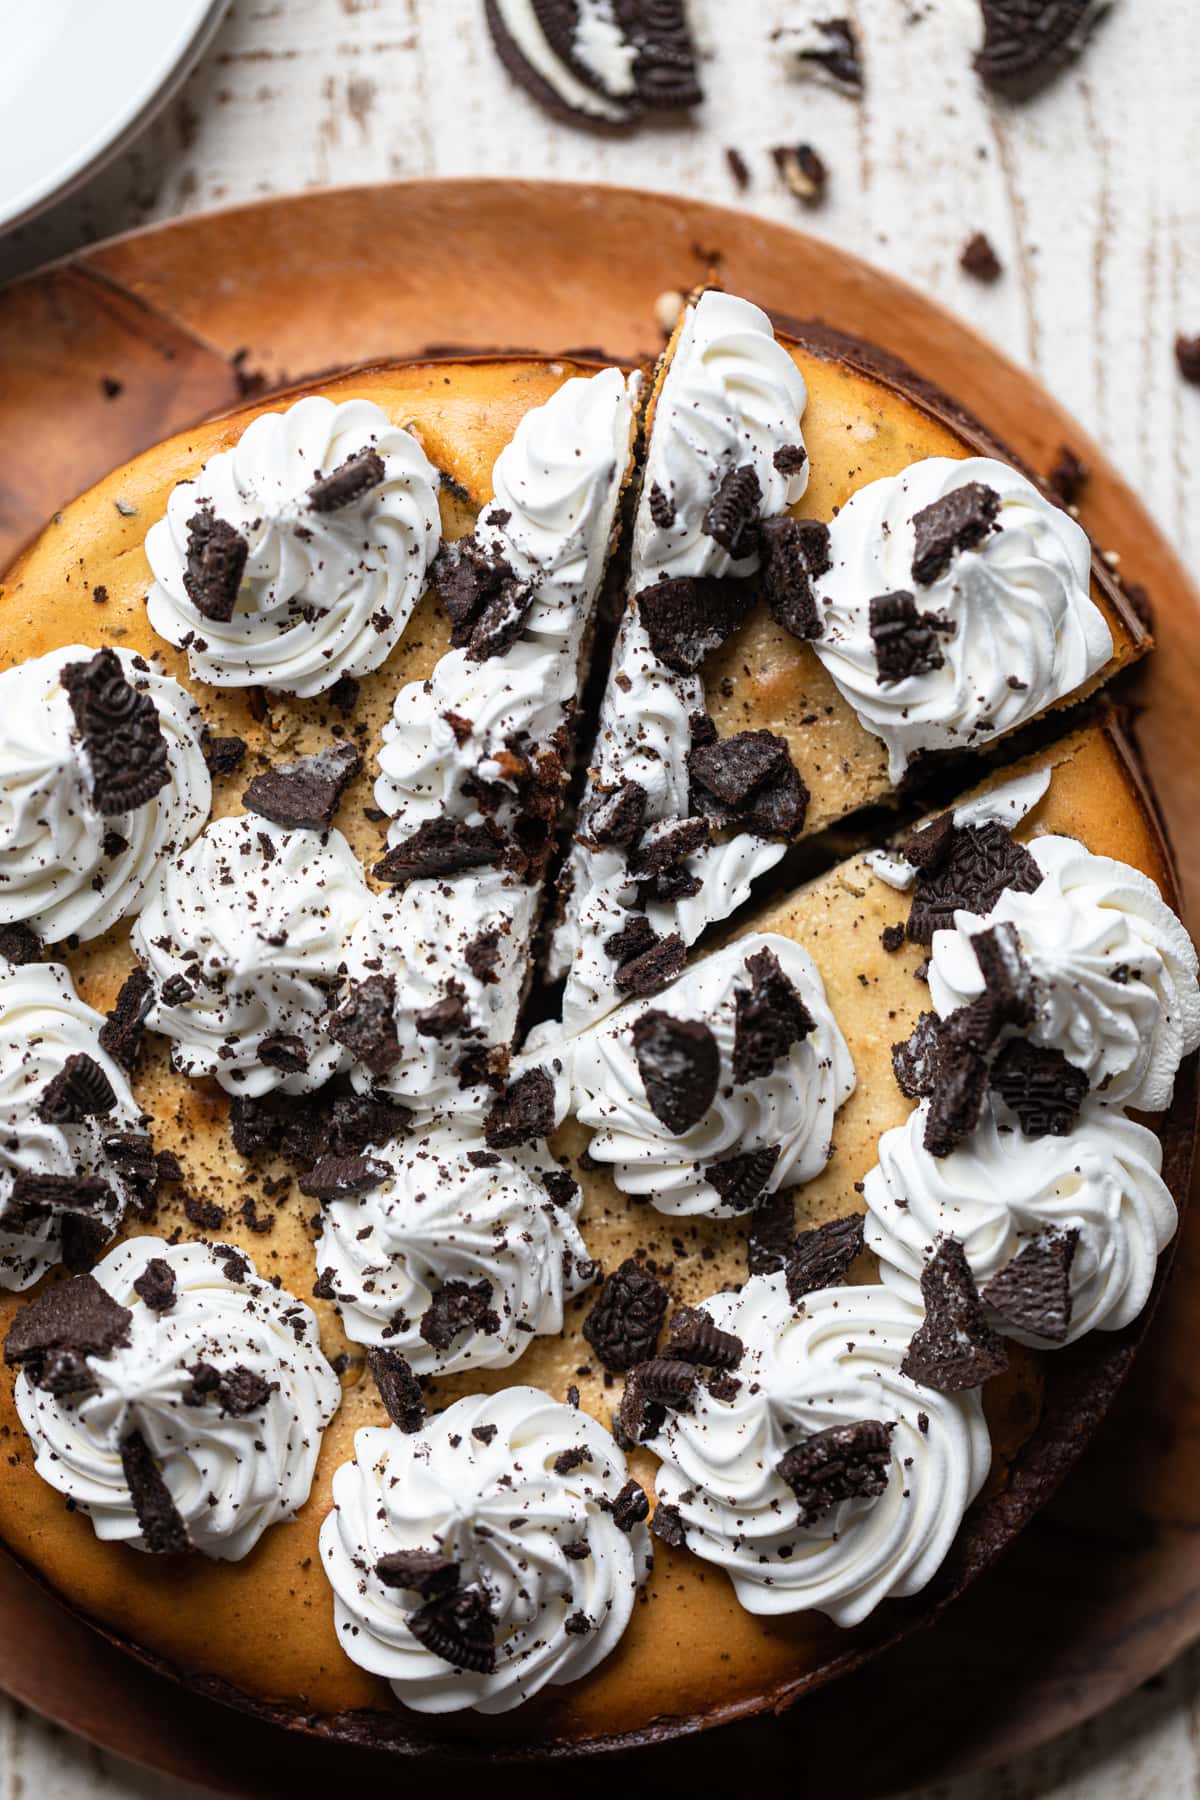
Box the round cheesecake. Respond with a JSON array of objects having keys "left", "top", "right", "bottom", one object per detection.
[{"left": 0, "top": 305, "right": 1192, "bottom": 1756}]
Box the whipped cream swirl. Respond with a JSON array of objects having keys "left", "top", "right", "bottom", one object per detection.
[
  {"left": 864, "top": 1098, "right": 1176, "bottom": 1345},
  {"left": 342, "top": 870, "right": 538, "bottom": 1119},
  {"left": 131, "top": 814, "right": 370, "bottom": 1097},
  {"left": 376, "top": 367, "right": 636, "bottom": 836},
  {"left": 0, "top": 962, "right": 142, "bottom": 1289},
  {"left": 813, "top": 456, "right": 1113, "bottom": 779},
  {"left": 14, "top": 1235, "right": 340, "bottom": 1559},
  {"left": 554, "top": 292, "right": 809, "bottom": 1030},
  {"left": 929, "top": 834, "right": 1200, "bottom": 1113},
  {"left": 650, "top": 1275, "right": 990, "bottom": 1626},
  {"left": 571, "top": 933, "right": 855, "bottom": 1215},
  {"left": 315, "top": 1126, "right": 593, "bottom": 1374},
  {"left": 146, "top": 395, "right": 441, "bottom": 696},
  {"left": 321, "top": 1387, "right": 651, "bottom": 1712},
  {"left": 0, "top": 646, "right": 210, "bottom": 945}
]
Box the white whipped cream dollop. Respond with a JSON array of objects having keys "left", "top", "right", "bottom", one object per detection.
[
  {"left": 321, "top": 1387, "right": 651, "bottom": 1712},
  {"left": 146, "top": 395, "right": 441, "bottom": 696},
  {"left": 554, "top": 292, "right": 809, "bottom": 1031},
  {"left": 315, "top": 1127, "right": 593, "bottom": 1374},
  {"left": 929, "top": 835, "right": 1200, "bottom": 1112},
  {"left": 131, "top": 814, "right": 370, "bottom": 1097},
  {"left": 571, "top": 933, "right": 855, "bottom": 1216},
  {"left": 650, "top": 1275, "right": 990, "bottom": 1626},
  {"left": 342, "top": 870, "right": 538, "bottom": 1119},
  {"left": 813, "top": 456, "right": 1113, "bottom": 780},
  {"left": 0, "top": 962, "right": 143, "bottom": 1289},
  {"left": 863, "top": 1098, "right": 1176, "bottom": 1345},
  {"left": 376, "top": 367, "right": 637, "bottom": 837},
  {"left": 0, "top": 646, "right": 210, "bottom": 945},
  {"left": 14, "top": 1235, "right": 340, "bottom": 1559}
]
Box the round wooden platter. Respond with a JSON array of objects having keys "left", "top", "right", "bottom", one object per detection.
[{"left": 1, "top": 179, "right": 1199, "bottom": 1797}]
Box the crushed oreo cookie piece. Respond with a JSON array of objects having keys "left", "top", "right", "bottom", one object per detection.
[
  {"left": 61, "top": 648, "right": 171, "bottom": 814},
  {"left": 1177, "top": 336, "right": 1200, "bottom": 387},
  {"left": 960, "top": 231, "right": 1003, "bottom": 282},
  {"left": 99, "top": 967, "right": 154, "bottom": 1071},
  {"left": 101, "top": 1132, "right": 162, "bottom": 1219},
  {"left": 972, "top": 920, "right": 1036, "bottom": 1028},
  {"left": 37, "top": 1053, "right": 116, "bottom": 1123},
  {"left": 464, "top": 928, "right": 502, "bottom": 986},
  {"left": 484, "top": 1066, "right": 555, "bottom": 1149},
  {"left": 776, "top": 14, "right": 864, "bottom": 91},
  {"left": 121, "top": 1430, "right": 189, "bottom": 1554},
  {"left": 407, "top": 1586, "right": 495, "bottom": 1673},
  {"left": 627, "top": 815, "right": 709, "bottom": 885},
  {"left": 778, "top": 1419, "right": 894, "bottom": 1527},
  {"left": 367, "top": 1346, "right": 425, "bottom": 1432},
  {"left": 703, "top": 464, "right": 762, "bottom": 559},
  {"left": 649, "top": 482, "right": 676, "bottom": 528},
  {"left": 620, "top": 0, "right": 703, "bottom": 110},
  {"left": 376, "top": 1548, "right": 458, "bottom": 1596},
  {"left": 907, "top": 822, "right": 1042, "bottom": 945},
  {"left": 420, "top": 1279, "right": 500, "bottom": 1351},
  {"left": 183, "top": 509, "right": 248, "bottom": 622},
  {"left": 869, "top": 589, "right": 953, "bottom": 683},
  {"left": 923, "top": 1046, "right": 991, "bottom": 1157},
  {"left": 785, "top": 1212, "right": 864, "bottom": 1304},
  {"left": 760, "top": 515, "right": 828, "bottom": 642},
  {"left": 259, "top": 1035, "right": 309, "bottom": 1075},
  {"left": 416, "top": 980, "right": 470, "bottom": 1041},
  {"left": 705, "top": 1144, "right": 781, "bottom": 1212},
  {"left": 688, "top": 728, "right": 809, "bottom": 839},
  {"left": 732, "top": 947, "right": 814, "bottom": 1084},
  {"left": 990, "top": 1039, "right": 1089, "bottom": 1137},
  {"left": 638, "top": 573, "right": 755, "bottom": 675},
  {"left": 900, "top": 811, "right": 955, "bottom": 874},
  {"left": 632, "top": 1010, "right": 720, "bottom": 1135},
  {"left": 667, "top": 1307, "right": 743, "bottom": 1370},
  {"left": 298, "top": 1153, "right": 388, "bottom": 1201},
  {"left": 651, "top": 1502, "right": 686, "bottom": 1548},
  {"left": 976, "top": 0, "right": 1109, "bottom": 96},
  {"left": 589, "top": 780, "right": 648, "bottom": 849},
  {"left": 307, "top": 447, "right": 385, "bottom": 513},
  {"left": 610, "top": 1477, "right": 650, "bottom": 1532},
  {"left": 243, "top": 742, "right": 361, "bottom": 832},
  {"left": 1049, "top": 445, "right": 1089, "bottom": 506},
  {"left": 910, "top": 481, "right": 1001, "bottom": 586},
  {"left": 374, "top": 817, "right": 503, "bottom": 886},
  {"left": 612, "top": 927, "right": 687, "bottom": 997},
  {"left": 901, "top": 1238, "right": 1009, "bottom": 1393},
  {"left": 2, "top": 1274, "right": 130, "bottom": 1400},
  {"left": 891, "top": 1011, "right": 945, "bottom": 1100},
  {"left": 0, "top": 922, "right": 41, "bottom": 966},
  {"left": 632, "top": 1356, "right": 696, "bottom": 1408},
  {"left": 183, "top": 1361, "right": 275, "bottom": 1416},
  {"left": 772, "top": 142, "right": 829, "bottom": 205},
  {"left": 748, "top": 1188, "right": 797, "bottom": 1277},
  {"left": 982, "top": 1229, "right": 1079, "bottom": 1343},
  {"left": 615, "top": 1367, "right": 664, "bottom": 1447},
  {"left": 200, "top": 730, "right": 247, "bottom": 779},
  {"left": 582, "top": 1258, "right": 668, "bottom": 1373},
  {"left": 132, "top": 1258, "right": 176, "bottom": 1314},
  {"left": 327, "top": 974, "right": 402, "bottom": 1077}
]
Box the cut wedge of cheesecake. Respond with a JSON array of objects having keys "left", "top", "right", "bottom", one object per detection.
[{"left": 553, "top": 290, "right": 1147, "bottom": 1031}]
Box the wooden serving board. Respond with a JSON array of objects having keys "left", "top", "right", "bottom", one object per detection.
[{"left": 1, "top": 180, "right": 1198, "bottom": 1797}]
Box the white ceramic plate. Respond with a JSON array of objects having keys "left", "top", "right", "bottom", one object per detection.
[{"left": 0, "top": 0, "right": 230, "bottom": 232}]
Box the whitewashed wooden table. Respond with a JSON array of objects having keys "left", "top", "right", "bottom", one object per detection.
[{"left": 1, "top": 1, "right": 1199, "bottom": 1795}]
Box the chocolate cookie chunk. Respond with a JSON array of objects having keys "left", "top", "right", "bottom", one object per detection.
[
  {"left": 583, "top": 1258, "right": 668, "bottom": 1373},
  {"left": 747, "top": 1188, "right": 796, "bottom": 1277},
  {"left": 732, "top": 947, "right": 814, "bottom": 1084},
  {"left": 407, "top": 1586, "right": 495, "bottom": 1673},
  {"left": 183, "top": 508, "right": 248, "bottom": 622},
  {"left": 327, "top": 975, "right": 402, "bottom": 1077},
  {"left": 243, "top": 742, "right": 361, "bottom": 832},
  {"left": 910, "top": 481, "right": 1001, "bottom": 585},
  {"left": 307, "top": 447, "right": 385, "bottom": 513},
  {"left": 785, "top": 1212, "right": 864, "bottom": 1304},
  {"left": 703, "top": 464, "right": 762, "bottom": 558},
  {"left": 588, "top": 780, "right": 648, "bottom": 849},
  {"left": 906, "top": 822, "right": 1042, "bottom": 945},
  {"left": 420, "top": 1279, "right": 500, "bottom": 1351},
  {"left": 869, "top": 590, "right": 953, "bottom": 683},
  {"left": 298, "top": 1154, "right": 389, "bottom": 1201},
  {"left": 901, "top": 1238, "right": 1009, "bottom": 1393},
  {"left": 778, "top": 1419, "right": 893, "bottom": 1527},
  {"left": 376, "top": 1548, "right": 458, "bottom": 1596},
  {"left": 976, "top": 0, "right": 1108, "bottom": 96},
  {"left": 366, "top": 1347, "right": 425, "bottom": 1433},
  {"left": 982, "top": 1229, "right": 1079, "bottom": 1343},
  {"left": 666, "top": 1307, "right": 743, "bottom": 1370},
  {"left": 632, "top": 1010, "right": 720, "bottom": 1135},
  {"left": 374, "top": 817, "right": 504, "bottom": 886},
  {"left": 612, "top": 927, "right": 687, "bottom": 997},
  {"left": 990, "top": 1039, "right": 1089, "bottom": 1137},
  {"left": 688, "top": 728, "right": 809, "bottom": 839},
  {"left": 638, "top": 573, "right": 756, "bottom": 675},
  {"left": 0, "top": 922, "right": 41, "bottom": 967},
  {"left": 705, "top": 1144, "right": 780, "bottom": 1212},
  {"left": 760, "top": 515, "right": 828, "bottom": 642},
  {"left": 5, "top": 1273, "right": 132, "bottom": 1396},
  {"left": 121, "top": 1430, "right": 190, "bottom": 1555},
  {"left": 61, "top": 648, "right": 171, "bottom": 814},
  {"left": 99, "top": 967, "right": 154, "bottom": 1071},
  {"left": 37, "top": 1053, "right": 117, "bottom": 1123},
  {"left": 484, "top": 1067, "right": 556, "bottom": 1149}
]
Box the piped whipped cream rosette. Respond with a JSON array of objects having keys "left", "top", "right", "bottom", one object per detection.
[
  {"left": 375, "top": 365, "right": 638, "bottom": 836},
  {"left": 5, "top": 1235, "right": 340, "bottom": 1560},
  {"left": 131, "top": 813, "right": 370, "bottom": 1097},
  {"left": 333, "top": 870, "right": 538, "bottom": 1118},
  {"left": 646, "top": 1274, "right": 991, "bottom": 1627},
  {"left": 312, "top": 1124, "right": 594, "bottom": 1375},
  {"left": 864, "top": 1098, "right": 1176, "bottom": 1347},
  {"left": 0, "top": 962, "right": 144, "bottom": 1289},
  {"left": 927, "top": 834, "right": 1200, "bottom": 1113},
  {"left": 0, "top": 645, "right": 210, "bottom": 946},
  {"left": 553, "top": 290, "right": 812, "bottom": 1033},
  {"left": 145, "top": 395, "right": 441, "bottom": 695},
  {"left": 320, "top": 1386, "right": 652, "bottom": 1713},
  {"left": 811, "top": 456, "right": 1113, "bottom": 780},
  {"left": 571, "top": 933, "right": 855, "bottom": 1217}
]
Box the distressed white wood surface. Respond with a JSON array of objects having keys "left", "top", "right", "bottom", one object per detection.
[{"left": 1, "top": 1, "right": 1199, "bottom": 1795}]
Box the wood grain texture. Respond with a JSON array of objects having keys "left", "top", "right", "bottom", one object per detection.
[{"left": 0, "top": 3, "right": 1199, "bottom": 1798}]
